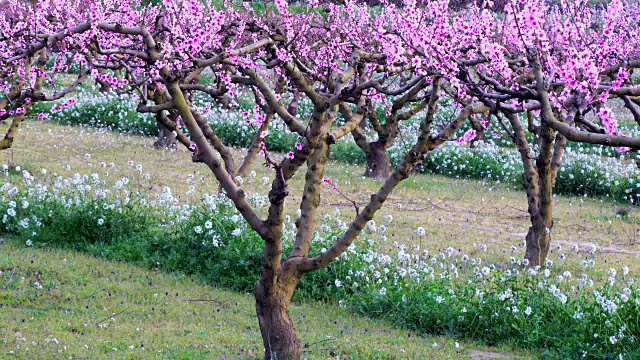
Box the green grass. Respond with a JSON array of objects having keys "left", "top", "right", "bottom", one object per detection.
[{"left": 0, "top": 237, "right": 504, "bottom": 359}]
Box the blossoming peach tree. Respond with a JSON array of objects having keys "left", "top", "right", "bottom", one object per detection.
[
  {"left": 0, "top": 0, "right": 90, "bottom": 149},
  {"left": 1, "top": 1, "right": 476, "bottom": 357},
  {"left": 391, "top": 0, "right": 640, "bottom": 266},
  {"left": 2, "top": 0, "right": 640, "bottom": 358}
]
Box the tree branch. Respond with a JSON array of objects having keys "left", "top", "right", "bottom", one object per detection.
[
  {"left": 295, "top": 77, "right": 443, "bottom": 272},
  {"left": 528, "top": 48, "right": 640, "bottom": 150}
]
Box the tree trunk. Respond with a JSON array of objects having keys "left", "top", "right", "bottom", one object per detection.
[
  {"left": 255, "top": 286, "right": 301, "bottom": 360},
  {"left": 364, "top": 142, "right": 391, "bottom": 179},
  {"left": 524, "top": 124, "right": 558, "bottom": 267},
  {"left": 219, "top": 95, "right": 231, "bottom": 110},
  {"left": 359, "top": 115, "right": 368, "bottom": 130},
  {"left": 154, "top": 118, "right": 177, "bottom": 149},
  {"left": 524, "top": 220, "right": 551, "bottom": 267}
]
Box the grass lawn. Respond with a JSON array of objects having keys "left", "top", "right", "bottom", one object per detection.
[{"left": 0, "top": 238, "right": 528, "bottom": 359}]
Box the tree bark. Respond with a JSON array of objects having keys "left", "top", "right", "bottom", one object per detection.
[
  {"left": 219, "top": 95, "right": 231, "bottom": 110},
  {"left": 505, "top": 112, "right": 549, "bottom": 267},
  {"left": 153, "top": 117, "right": 178, "bottom": 149},
  {"left": 364, "top": 142, "right": 391, "bottom": 179},
  {"left": 358, "top": 114, "right": 368, "bottom": 130},
  {"left": 524, "top": 131, "right": 565, "bottom": 266},
  {"left": 255, "top": 282, "right": 301, "bottom": 360},
  {"left": 95, "top": 77, "right": 112, "bottom": 93},
  {"left": 151, "top": 90, "right": 178, "bottom": 150},
  {"left": 524, "top": 124, "right": 556, "bottom": 267},
  {"left": 255, "top": 221, "right": 302, "bottom": 359},
  {"left": 524, "top": 221, "right": 551, "bottom": 267},
  {"left": 1, "top": 53, "right": 43, "bottom": 149},
  {"left": 468, "top": 114, "right": 486, "bottom": 147}
]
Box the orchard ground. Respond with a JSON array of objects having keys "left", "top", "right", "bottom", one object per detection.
[
  {"left": 3, "top": 237, "right": 531, "bottom": 359},
  {"left": 4, "top": 122, "right": 639, "bottom": 275},
  {"left": 1, "top": 121, "right": 639, "bottom": 359}
]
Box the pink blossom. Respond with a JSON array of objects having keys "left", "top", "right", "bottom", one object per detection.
[
  {"left": 276, "top": 48, "right": 291, "bottom": 63},
  {"left": 456, "top": 129, "right": 477, "bottom": 145},
  {"left": 599, "top": 108, "right": 618, "bottom": 135},
  {"left": 275, "top": 0, "right": 288, "bottom": 14}
]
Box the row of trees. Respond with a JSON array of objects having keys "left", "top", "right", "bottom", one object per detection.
[{"left": 2, "top": 0, "right": 640, "bottom": 358}]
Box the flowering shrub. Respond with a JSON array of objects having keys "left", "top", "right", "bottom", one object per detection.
[
  {"left": 1, "top": 165, "right": 638, "bottom": 358},
  {"left": 332, "top": 233, "right": 640, "bottom": 359},
  {"left": 32, "top": 87, "right": 364, "bottom": 164},
  {"left": 464, "top": 117, "right": 640, "bottom": 159}
]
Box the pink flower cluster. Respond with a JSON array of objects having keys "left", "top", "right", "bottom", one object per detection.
[
  {"left": 1, "top": 0, "right": 639, "bottom": 157},
  {"left": 322, "top": 177, "right": 338, "bottom": 192},
  {"left": 456, "top": 129, "right": 477, "bottom": 145}
]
